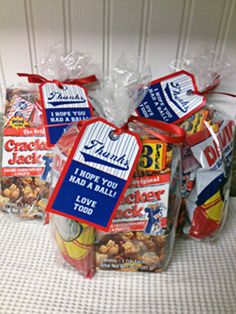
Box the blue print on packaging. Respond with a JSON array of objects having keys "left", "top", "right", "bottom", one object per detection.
[
  {"left": 46, "top": 107, "right": 91, "bottom": 145},
  {"left": 52, "top": 160, "right": 125, "bottom": 228}
]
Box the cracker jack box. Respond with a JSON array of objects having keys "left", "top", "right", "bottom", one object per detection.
[
  {"left": 95, "top": 120, "right": 182, "bottom": 272},
  {"left": 0, "top": 86, "right": 52, "bottom": 219}
]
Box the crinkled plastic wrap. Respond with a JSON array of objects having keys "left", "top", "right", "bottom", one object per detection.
[
  {"left": 40, "top": 41, "right": 99, "bottom": 82},
  {"left": 0, "top": 85, "right": 51, "bottom": 219},
  {"left": 90, "top": 54, "right": 151, "bottom": 127},
  {"left": 179, "top": 106, "right": 234, "bottom": 240},
  {"left": 95, "top": 122, "right": 182, "bottom": 272},
  {"left": 50, "top": 125, "right": 96, "bottom": 278},
  {"left": 170, "top": 47, "right": 231, "bottom": 92}
]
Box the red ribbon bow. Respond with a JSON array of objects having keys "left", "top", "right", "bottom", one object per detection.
[{"left": 17, "top": 73, "right": 98, "bottom": 88}]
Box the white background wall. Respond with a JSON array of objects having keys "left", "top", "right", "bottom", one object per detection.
[{"left": 0, "top": 0, "right": 236, "bottom": 112}]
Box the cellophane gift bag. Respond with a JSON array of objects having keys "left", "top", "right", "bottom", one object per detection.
[
  {"left": 38, "top": 43, "right": 100, "bottom": 278},
  {"left": 179, "top": 105, "right": 234, "bottom": 240},
  {"left": 169, "top": 48, "right": 235, "bottom": 240},
  {"left": 48, "top": 55, "right": 185, "bottom": 277},
  {"left": 92, "top": 56, "right": 185, "bottom": 272}
]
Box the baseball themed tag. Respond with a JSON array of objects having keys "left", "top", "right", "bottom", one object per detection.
[
  {"left": 40, "top": 82, "right": 93, "bottom": 146},
  {"left": 136, "top": 70, "right": 206, "bottom": 124},
  {"left": 46, "top": 117, "right": 142, "bottom": 231}
]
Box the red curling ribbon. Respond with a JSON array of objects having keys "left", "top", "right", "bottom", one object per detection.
[
  {"left": 17, "top": 73, "right": 48, "bottom": 83},
  {"left": 128, "top": 115, "right": 186, "bottom": 144},
  {"left": 17, "top": 73, "right": 98, "bottom": 86},
  {"left": 200, "top": 73, "right": 221, "bottom": 94},
  {"left": 65, "top": 75, "right": 98, "bottom": 85},
  {"left": 191, "top": 73, "right": 236, "bottom": 98},
  {"left": 35, "top": 115, "right": 186, "bottom": 144},
  {"left": 193, "top": 90, "right": 236, "bottom": 98},
  {"left": 205, "top": 91, "right": 236, "bottom": 97}
]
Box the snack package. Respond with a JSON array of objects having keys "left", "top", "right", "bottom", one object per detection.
[
  {"left": 48, "top": 55, "right": 150, "bottom": 277},
  {"left": 180, "top": 106, "right": 234, "bottom": 240},
  {"left": 48, "top": 55, "right": 185, "bottom": 276},
  {"left": 0, "top": 86, "right": 51, "bottom": 219},
  {"left": 95, "top": 121, "right": 182, "bottom": 272},
  {"left": 50, "top": 125, "right": 95, "bottom": 278}
]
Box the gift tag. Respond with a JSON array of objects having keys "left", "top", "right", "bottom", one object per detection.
[
  {"left": 46, "top": 117, "right": 142, "bottom": 231},
  {"left": 136, "top": 70, "right": 206, "bottom": 124},
  {"left": 40, "top": 82, "right": 93, "bottom": 146}
]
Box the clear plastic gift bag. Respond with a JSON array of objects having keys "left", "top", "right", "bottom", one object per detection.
[
  {"left": 48, "top": 55, "right": 185, "bottom": 277},
  {"left": 48, "top": 55, "right": 151, "bottom": 277},
  {"left": 179, "top": 105, "right": 234, "bottom": 240},
  {"left": 169, "top": 48, "right": 235, "bottom": 239}
]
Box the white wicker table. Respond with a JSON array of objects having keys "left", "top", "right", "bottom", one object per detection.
[{"left": 0, "top": 200, "right": 235, "bottom": 314}]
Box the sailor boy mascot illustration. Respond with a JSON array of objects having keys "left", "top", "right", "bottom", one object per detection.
[{"left": 144, "top": 204, "right": 164, "bottom": 235}]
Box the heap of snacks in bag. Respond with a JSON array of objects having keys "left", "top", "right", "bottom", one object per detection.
[
  {"left": 0, "top": 86, "right": 51, "bottom": 219},
  {"left": 137, "top": 52, "right": 234, "bottom": 241},
  {"left": 48, "top": 56, "right": 185, "bottom": 278},
  {"left": 180, "top": 107, "right": 234, "bottom": 239},
  {"left": 0, "top": 44, "right": 97, "bottom": 220},
  {"left": 50, "top": 119, "right": 183, "bottom": 277},
  {"left": 1, "top": 45, "right": 233, "bottom": 280},
  {"left": 169, "top": 49, "right": 234, "bottom": 240}
]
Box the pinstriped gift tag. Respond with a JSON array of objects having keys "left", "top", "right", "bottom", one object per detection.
[
  {"left": 46, "top": 117, "right": 142, "bottom": 231},
  {"left": 136, "top": 70, "right": 206, "bottom": 124},
  {"left": 39, "top": 82, "right": 93, "bottom": 147}
]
